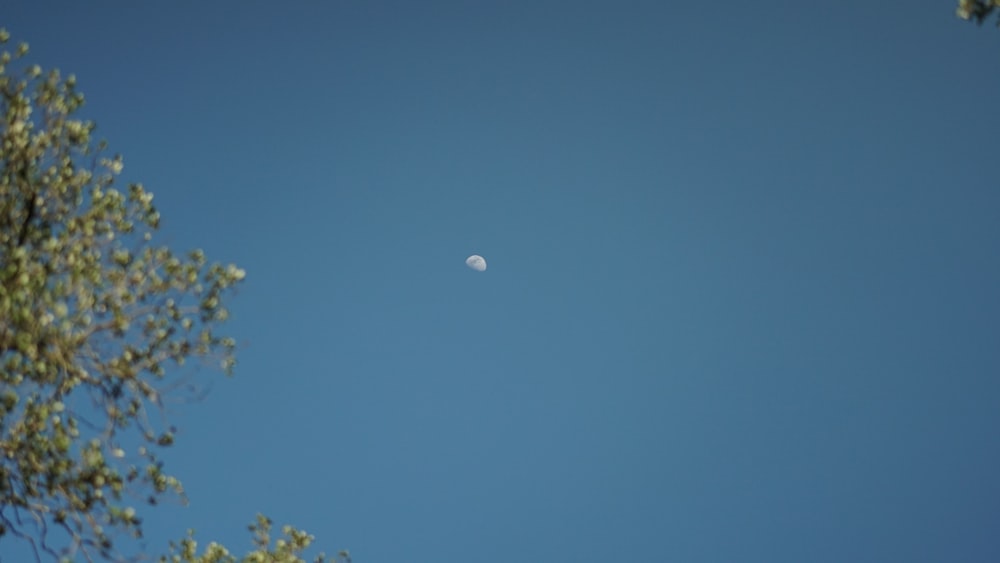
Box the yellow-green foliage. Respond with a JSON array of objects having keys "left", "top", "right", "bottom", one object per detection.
[
  {"left": 0, "top": 30, "right": 251, "bottom": 561},
  {"left": 160, "top": 515, "right": 348, "bottom": 563}
]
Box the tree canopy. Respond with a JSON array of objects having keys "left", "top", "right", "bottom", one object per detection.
[{"left": 0, "top": 30, "right": 339, "bottom": 562}]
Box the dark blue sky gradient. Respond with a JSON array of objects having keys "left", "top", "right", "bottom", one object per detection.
[{"left": 3, "top": 2, "right": 1000, "bottom": 562}]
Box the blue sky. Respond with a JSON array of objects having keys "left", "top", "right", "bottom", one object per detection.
[{"left": 4, "top": 2, "right": 1000, "bottom": 562}]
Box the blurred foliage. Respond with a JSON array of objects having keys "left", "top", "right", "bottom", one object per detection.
[
  {"left": 160, "top": 515, "right": 351, "bottom": 563},
  {"left": 0, "top": 30, "right": 337, "bottom": 562},
  {"left": 956, "top": 0, "right": 1000, "bottom": 26}
]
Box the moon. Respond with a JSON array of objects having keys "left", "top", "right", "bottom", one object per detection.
[{"left": 465, "top": 255, "right": 487, "bottom": 272}]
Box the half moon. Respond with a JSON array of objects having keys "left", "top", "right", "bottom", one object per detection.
[{"left": 465, "top": 255, "right": 487, "bottom": 272}]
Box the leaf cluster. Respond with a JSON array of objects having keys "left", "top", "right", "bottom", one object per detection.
[
  {"left": 0, "top": 30, "right": 245, "bottom": 561},
  {"left": 160, "top": 515, "right": 351, "bottom": 563},
  {"left": 956, "top": 0, "right": 1000, "bottom": 26}
]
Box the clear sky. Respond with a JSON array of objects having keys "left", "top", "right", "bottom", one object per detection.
[{"left": 4, "top": 2, "right": 1000, "bottom": 562}]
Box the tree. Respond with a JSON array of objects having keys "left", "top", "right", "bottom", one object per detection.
[
  {"left": 956, "top": 0, "right": 1000, "bottom": 26},
  {"left": 0, "top": 30, "right": 338, "bottom": 562}
]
